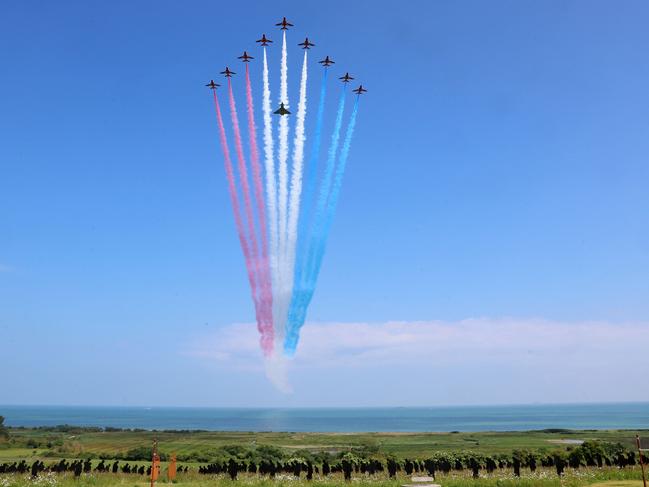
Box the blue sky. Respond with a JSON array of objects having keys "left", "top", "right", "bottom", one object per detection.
[{"left": 1, "top": 0, "right": 648, "bottom": 407}]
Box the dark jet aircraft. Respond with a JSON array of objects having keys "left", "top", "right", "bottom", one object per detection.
[
  {"left": 256, "top": 34, "right": 272, "bottom": 46},
  {"left": 220, "top": 66, "right": 236, "bottom": 77},
  {"left": 275, "top": 17, "right": 294, "bottom": 30},
  {"left": 205, "top": 80, "right": 221, "bottom": 90},
  {"left": 298, "top": 37, "right": 315, "bottom": 49},
  {"left": 238, "top": 51, "right": 254, "bottom": 62},
  {"left": 353, "top": 85, "right": 367, "bottom": 95},
  {"left": 274, "top": 102, "right": 291, "bottom": 116},
  {"left": 339, "top": 72, "right": 354, "bottom": 83},
  {"left": 319, "top": 56, "right": 335, "bottom": 67}
]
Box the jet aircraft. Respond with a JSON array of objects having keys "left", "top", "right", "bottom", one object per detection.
[
  {"left": 339, "top": 72, "right": 354, "bottom": 83},
  {"left": 256, "top": 34, "right": 272, "bottom": 46},
  {"left": 298, "top": 37, "right": 315, "bottom": 49},
  {"left": 205, "top": 80, "right": 220, "bottom": 90},
  {"left": 353, "top": 85, "right": 367, "bottom": 95},
  {"left": 319, "top": 56, "right": 335, "bottom": 67},
  {"left": 275, "top": 17, "right": 294, "bottom": 30},
  {"left": 220, "top": 67, "right": 236, "bottom": 77},
  {"left": 238, "top": 51, "right": 254, "bottom": 62},
  {"left": 274, "top": 102, "right": 291, "bottom": 116}
]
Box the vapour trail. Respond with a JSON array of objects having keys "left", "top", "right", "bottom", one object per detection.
[
  {"left": 245, "top": 63, "right": 274, "bottom": 352},
  {"left": 284, "top": 86, "right": 347, "bottom": 355},
  {"left": 262, "top": 47, "right": 279, "bottom": 327},
  {"left": 286, "top": 67, "right": 329, "bottom": 345},
  {"left": 228, "top": 79, "right": 273, "bottom": 355},
  {"left": 211, "top": 90, "right": 269, "bottom": 354},
  {"left": 275, "top": 30, "right": 290, "bottom": 347},
  {"left": 285, "top": 50, "right": 309, "bottom": 315},
  {"left": 310, "top": 96, "right": 360, "bottom": 292}
]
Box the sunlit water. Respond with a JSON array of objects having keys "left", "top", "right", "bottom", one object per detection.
[{"left": 2, "top": 403, "right": 647, "bottom": 432}]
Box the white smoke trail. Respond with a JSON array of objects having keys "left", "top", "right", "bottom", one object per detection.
[
  {"left": 262, "top": 48, "right": 278, "bottom": 323},
  {"left": 275, "top": 30, "right": 290, "bottom": 350},
  {"left": 285, "top": 50, "right": 308, "bottom": 315}
]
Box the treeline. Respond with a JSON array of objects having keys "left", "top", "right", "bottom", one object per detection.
[
  {"left": 0, "top": 459, "right": 189, "bottom": 477},
  {"left": 195, "top": 441, "right": 647, "bottom": 481}
]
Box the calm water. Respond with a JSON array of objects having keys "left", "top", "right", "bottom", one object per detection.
[{"left": 1, "top": 404, "right": 648, "bottom": 432}]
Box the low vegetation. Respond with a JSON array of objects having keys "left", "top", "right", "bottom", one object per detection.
[{"left": 1, "top": 426, "right": 647, "bottom": 486}]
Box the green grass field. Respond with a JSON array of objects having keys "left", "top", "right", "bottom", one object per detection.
[
  {"left": 1, "top": 428, "right": 648, "bottom": 486},
  {"left": 2, "top": 428, "right": 647, "bottom": 460}
]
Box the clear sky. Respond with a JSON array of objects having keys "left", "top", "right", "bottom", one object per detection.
[{"left": 1, "top": 0, "right": 648, "bottom": 407}]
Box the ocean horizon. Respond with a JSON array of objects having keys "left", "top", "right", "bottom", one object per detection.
[{"left": 1, "top": 403, "right": 648, "bottom": 433}]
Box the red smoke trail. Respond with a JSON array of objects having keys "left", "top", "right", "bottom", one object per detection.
[
  {"left": 212, "top": 90, "right": 273, "bottom": 355},
  {"left": 227, "top": 79, "right": 274, "bottom": 355},
  {"left": 245, "top": 64, "right": 274, "bottom": 335}
]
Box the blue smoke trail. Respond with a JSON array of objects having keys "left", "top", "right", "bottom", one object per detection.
[
  {"left": 284, "top": 86, "right": 348, "bottom": 356},
  {"left": 308, "top": 96, "right": 360, "bottom": 299},
  {"left": 286, "top": 69, "right": 329, "bottom": 340}
]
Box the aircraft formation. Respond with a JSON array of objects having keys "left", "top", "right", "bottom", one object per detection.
[
  {"left": 207, "top": 17, "right": 366, "bottom": 116},
  {"left": 206, "top": 17, "right": 365, "bottom": 359}
]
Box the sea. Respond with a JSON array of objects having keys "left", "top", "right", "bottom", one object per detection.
[{"left": 1, "top": 403, "right": 648, "bottom": 432}]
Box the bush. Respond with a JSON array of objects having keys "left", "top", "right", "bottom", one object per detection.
[{"left": 122, "top": 446, "right": 168, "bottom": 461}]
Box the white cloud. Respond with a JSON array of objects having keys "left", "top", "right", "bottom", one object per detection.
[
  {"left": 183, "top": 318, "right": 649, "bottom": 403},
  {"left": 187, "top": 318, "right": 648, "bottom": 366}
]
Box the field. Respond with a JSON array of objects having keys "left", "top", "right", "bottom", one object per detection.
[
  {"left": 2, "top": 428, "right": 647, "bottom": 460},
  {"left": 1, "top": 428, "right": 648, "bottom": 486}
]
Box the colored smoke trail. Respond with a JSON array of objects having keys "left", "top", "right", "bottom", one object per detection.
[
  {"left": 208, "top": 27, "right": 364, "bottom": 367},
  {"left": 300, "top": 68, "right": 329, "bottom": 244},
  {"left": 274, "top": 30, "right": 290, "bottom": 348},
  {"left": 286, "top": 67, "right": 329, "bottom": 347},
  {"left": 284, "top": 86, "right": 347, "bottom": 355},
  {"left": 262, "top": 48, "right": 279, "bottom": 322},
  {"left": 211, "top": 90, "right": 267, "bottom": 352},
  {"left": 245, "top": 63, "right": 274, "bottom": 350},
  {"left": 311, "top": 96, "right": 360, "bottom": 289},
  {"left": 285, "top": 50, "right": 309, "bottom": 320},
  {"left": 228, "top": 80, "right": 273, "bottom": 355}
]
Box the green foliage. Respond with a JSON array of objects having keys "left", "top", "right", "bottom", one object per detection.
[{"left": 122, "top": 446, "right": 168, "bottom": 462}]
